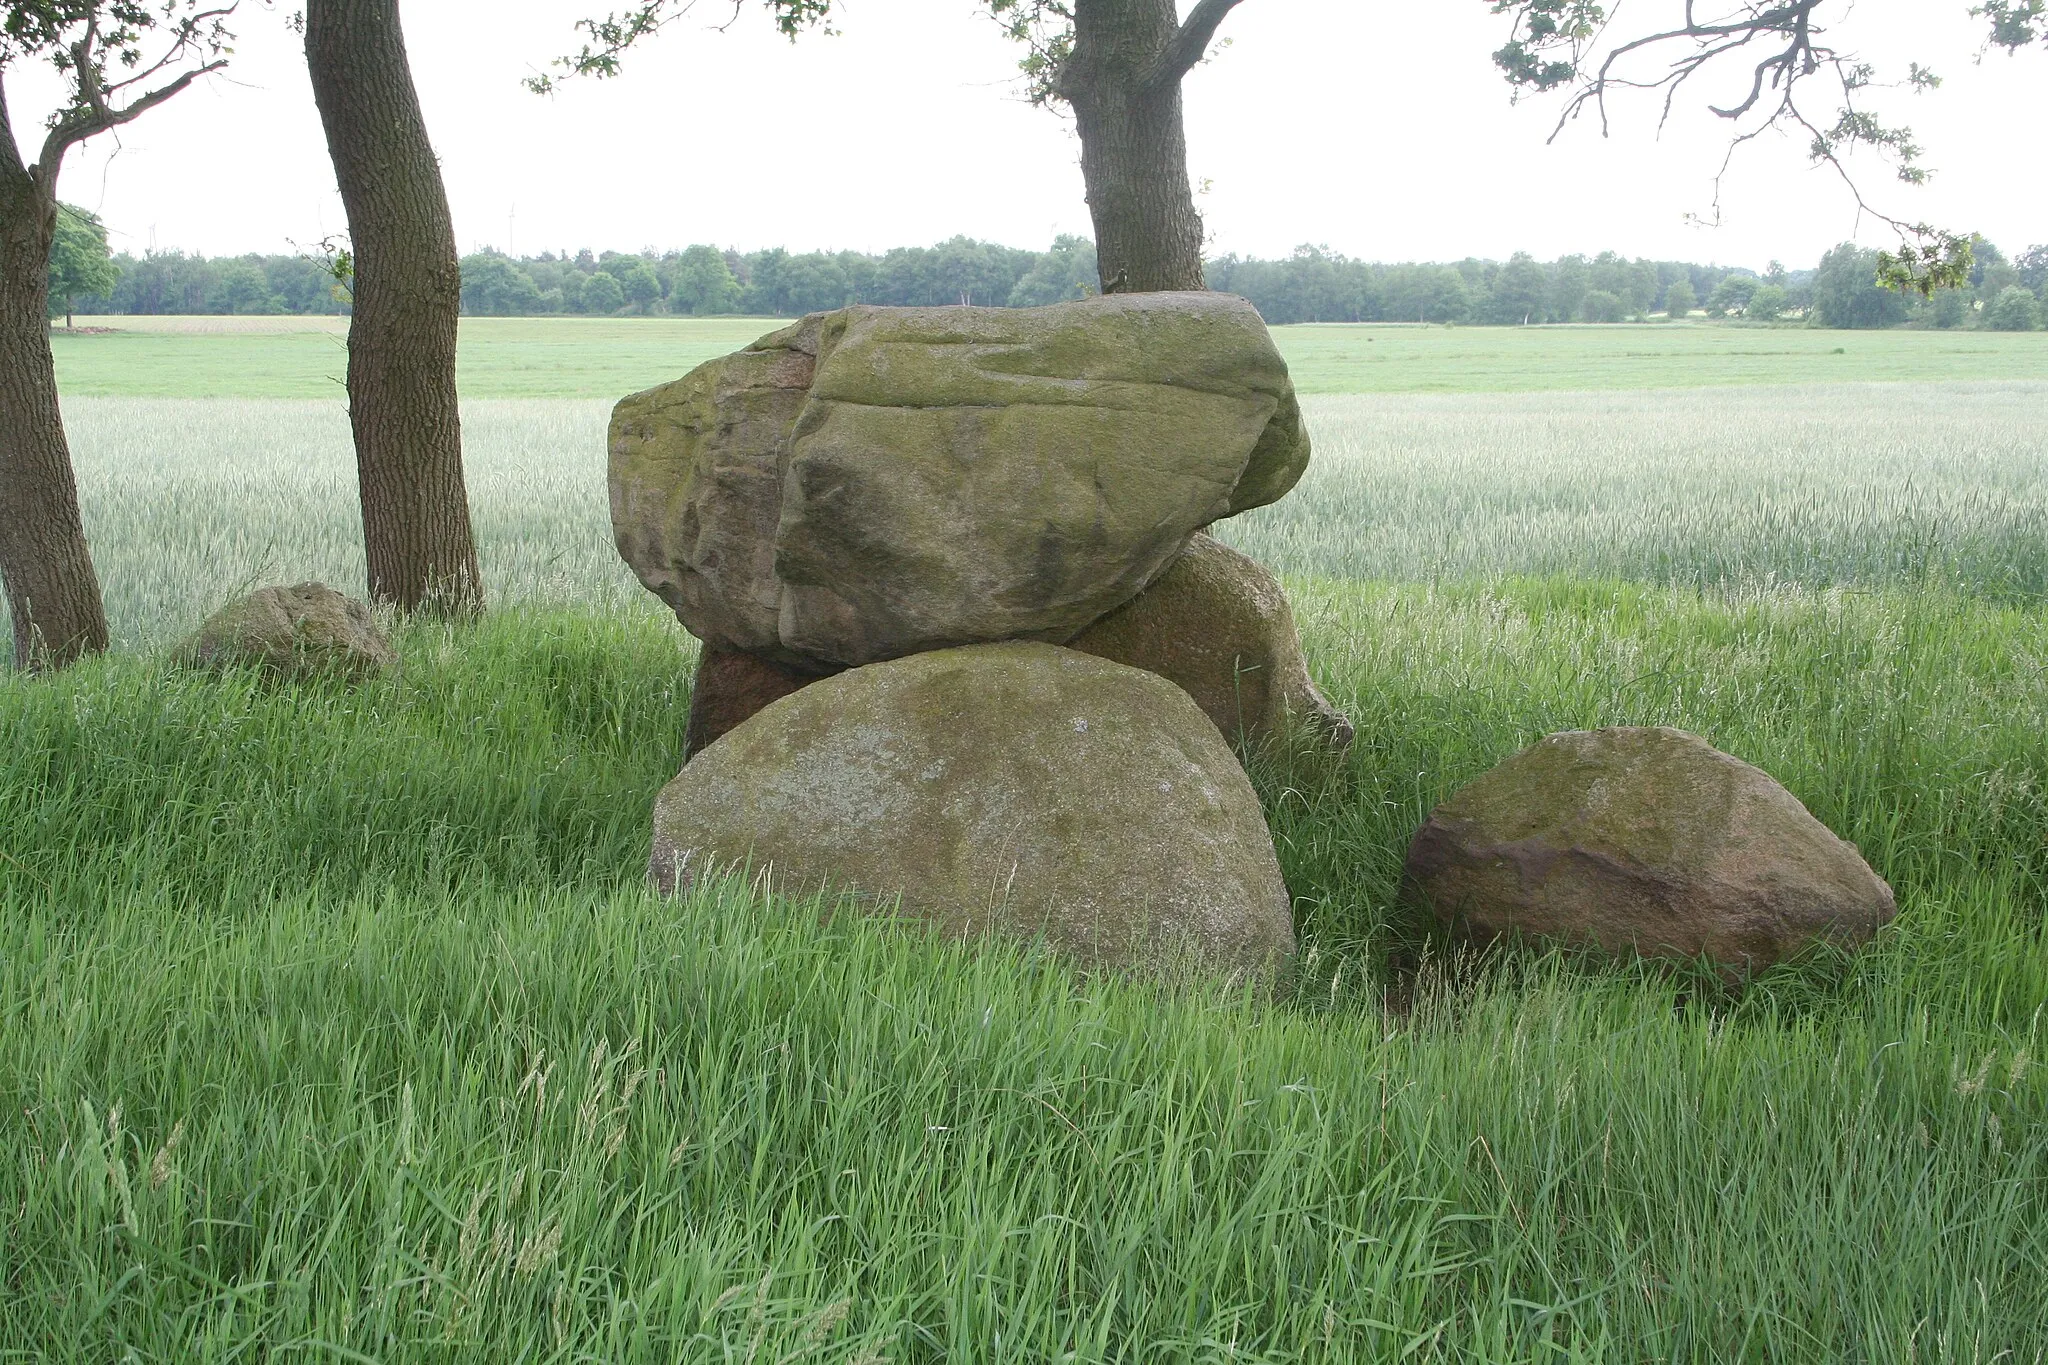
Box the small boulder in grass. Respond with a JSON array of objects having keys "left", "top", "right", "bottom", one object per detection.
[
  {"left": 1404, "top": 726, "right": 1896, "bottom": 977},
  {"left": 180, "top": 582, "right": 396, "bottom": 681}
]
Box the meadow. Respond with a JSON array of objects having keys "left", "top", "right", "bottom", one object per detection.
[
  {"left": 2, "top": 318, "right": 2045, "bottom": 1361},
  {"left": 48, "top": 312, "right": 2048, "bottom": 398}
]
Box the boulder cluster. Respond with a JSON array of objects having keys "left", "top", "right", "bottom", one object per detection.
[
  {"left": 615, "top": 293, "right": 1347, "bottom": 976},
  {"left": 165, "top": 296, "right": 1902, "bottom": 990}
]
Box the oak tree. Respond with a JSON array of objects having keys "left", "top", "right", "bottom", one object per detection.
[
  {"left": 1, "top": 1, "right": 234, "bottom": 669},
  {"left": 304, "top": 0, "right": 483, "bottom": 615}
]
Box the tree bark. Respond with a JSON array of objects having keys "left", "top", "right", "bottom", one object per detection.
[
  {"left": 305, "top": 0, "right": 483, "bottom": 614},
  {"left": 0, "top": 87, "right": 110, "bottom": 670},
  {"left": 1061, "top": 0, "right": 1239, "bottom": 294}
]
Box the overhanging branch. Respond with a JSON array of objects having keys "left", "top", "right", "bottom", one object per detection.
[{"left": 1151, "top": 0, "right": 1245, "bottom": 87}]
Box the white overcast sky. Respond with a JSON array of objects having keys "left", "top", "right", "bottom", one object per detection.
[{"left": 8, "top": 0, "right": 2041, "bottom": 269}]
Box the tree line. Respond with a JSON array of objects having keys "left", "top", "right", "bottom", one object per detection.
[{"left": 60, "top": 234, "right": 2047, "bottom": 330}]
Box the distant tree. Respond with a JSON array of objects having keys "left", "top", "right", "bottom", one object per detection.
[
  {"left": 1809, "top": 243, "right": 1910, "bottom": 328},
  {"left": 1984, "top": 284, "right": 2043, "bottom": 331},
  {"left": 211, "top": 260, "right": 278, "bottom": 314},
  {"left": 1579, "top": 289, "right": 1625, "bottom": 323},
  {"left": 1383, "top": 265, "right": 1471, "bottom": 324},
  {"left": 1487, "top": 0, "right": 2047, "bottom": 293},
  {"left": 1, "top": 1, "right": 234, "bottom": 669},
  {"left": 1929, "top": 286, "right": 1969, "bottom": 328},
  {"left": 460, "top": 253, "right": 544, "bottom": 315},
  {"left": 2017, "top": 245, "right": 2048, "bottom": 296},
  {"left": 1662, "top": 278, "right": 1697, "bottom": 318},
  {"left": 47, "top": 205, "right": 117, "bottom": 328},
  {"left": 1547, "top": 253, "right": 1590, "bottom": 323},
  {"left": 306, "top": 0, "right": 484, "bottom": 616},
  {"left": 581, "top": 270, "right": 625, "bottom": 314},
  {"left": 1008, "top": 235, "right": 1098, "bottom": 307},
  {"left": 1967, "top": 236, "right": 2008, "bottom": 290},
  {"left": 1488, "top": 251, "right": 1549, "bottom": 324},
  {"left": 1745, "top": 283, "right": 1790, "bottom": 322},
  {"left": 616, "top": 258, "right": 662, "bottom": 312},
  {"left": 668, "top": 244, "right": 741, "bottom": 314},
  {"left": 1705, "top": 274, "right": 1758, "bottom": 317},
  {"left": 780, "top": 253, "right": 855, "bottom": 314}
]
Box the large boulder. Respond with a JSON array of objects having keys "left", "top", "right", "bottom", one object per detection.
[
  {"left": 611, "top": 293, "right": 1311, "bottom": 670},
  {"left": 650, "top": 642, "right": 1295, "bottom": 977},
  {"left": 1067, "top": 533, "right": 1353, "bottom": 752},
  {"left": 179, "top": 582, "right": 395, "bottom": 681},
  {"left": 1404, "top": 726, "right": 1896, "bottom": 975}
]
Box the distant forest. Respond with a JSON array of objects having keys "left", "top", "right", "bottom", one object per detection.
[{"left": 67, "top": 234, "right": 2048, "bottom": 330}]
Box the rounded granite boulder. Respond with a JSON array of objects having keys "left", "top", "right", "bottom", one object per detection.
[{"left": 649, "top": 641, "right": 1296, "bottom": 978}]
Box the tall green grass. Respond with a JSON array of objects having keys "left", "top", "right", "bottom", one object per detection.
[
  {"left": 3, "top": 596, "right": 2043, "bottom": 1359},
  {"left": 5, "top": 369, "right": 2047, "bottom": 1358}
]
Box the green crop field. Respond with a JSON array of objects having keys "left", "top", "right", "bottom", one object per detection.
[
  {"left": 4, "top": 317, "right": 2046, "bottom": 1360},
  {"left": 49, "top": 312, "right": 2048, "bottom": 398}
]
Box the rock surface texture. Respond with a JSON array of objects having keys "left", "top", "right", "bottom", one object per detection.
[
  {"left": 1405, "top": 726, "right": 1895, "bottom": 974},
  {"left": 180, "top": 582, "right": 396, "bottom": 680},
  {"left": 611, "top": 293, "right": 1311, "bottom": 670},
  {"left": 683, "top": 644, "right": 838, "bottom": 759},
  {"left": 1067, "top": 533, "right": 1353, "bottom": 750},
  {"left": 651, "top": 642, "right": 1295, "bottom": 977}
]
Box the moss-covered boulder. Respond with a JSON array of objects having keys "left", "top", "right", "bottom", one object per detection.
[
  {"left": 1066, "top": 533, "right": 1352, "bottom": 752},
  {"left": 178, "top": 582, "right": 396, "bottom": 681},
  {"left": 650, "top": 642, "right": 1295, "bottom": 978},
  {"left": 1405, "top": 726, "right": 1896, "bottom": 975},
  {"left": 611, "top": 293, "right": 1310, "bottom": 670}
]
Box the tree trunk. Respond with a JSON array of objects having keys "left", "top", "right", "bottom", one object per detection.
[
  {"left": 305, "top": 0, "right": 483, "bottom": 614},
  {"left": 0, "top": 143, "right": 110, "bottom": 669},
  {"left": 1062, "top": 0, "right": 1210, "bottom": 294}
]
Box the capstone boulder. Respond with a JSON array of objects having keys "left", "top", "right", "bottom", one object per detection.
[
  {"left": 611, "top": 293, "right": 1310, "bottom": 670},
  {"left": 650, "top": 642, "right": 1296, "bottom": 977},
  {"left": 1404, "top": 726, "right": 1896, "bottom": 975}
]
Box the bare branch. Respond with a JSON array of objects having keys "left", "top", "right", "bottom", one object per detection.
[
  {"left": 37, "top": 60, "right": 226, "bottom": 185},
  {"left": 1152, "top": 0, "right": 1246, "bottom": 86}
]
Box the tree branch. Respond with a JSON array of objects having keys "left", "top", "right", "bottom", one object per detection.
[
  {"left": 1150, "top": 0, "right": 1245, "bottom": 87},
  {"left": 36, "top": 61, "right": 225, "bottom": 185}
]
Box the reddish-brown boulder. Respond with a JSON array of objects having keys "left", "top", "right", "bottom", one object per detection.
[
  {"left": 684, "top": 646, "right": 836, "bottom": 759},
  {"left": 1405, "top": 726, "right": 1896, "bottom": 976}
]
